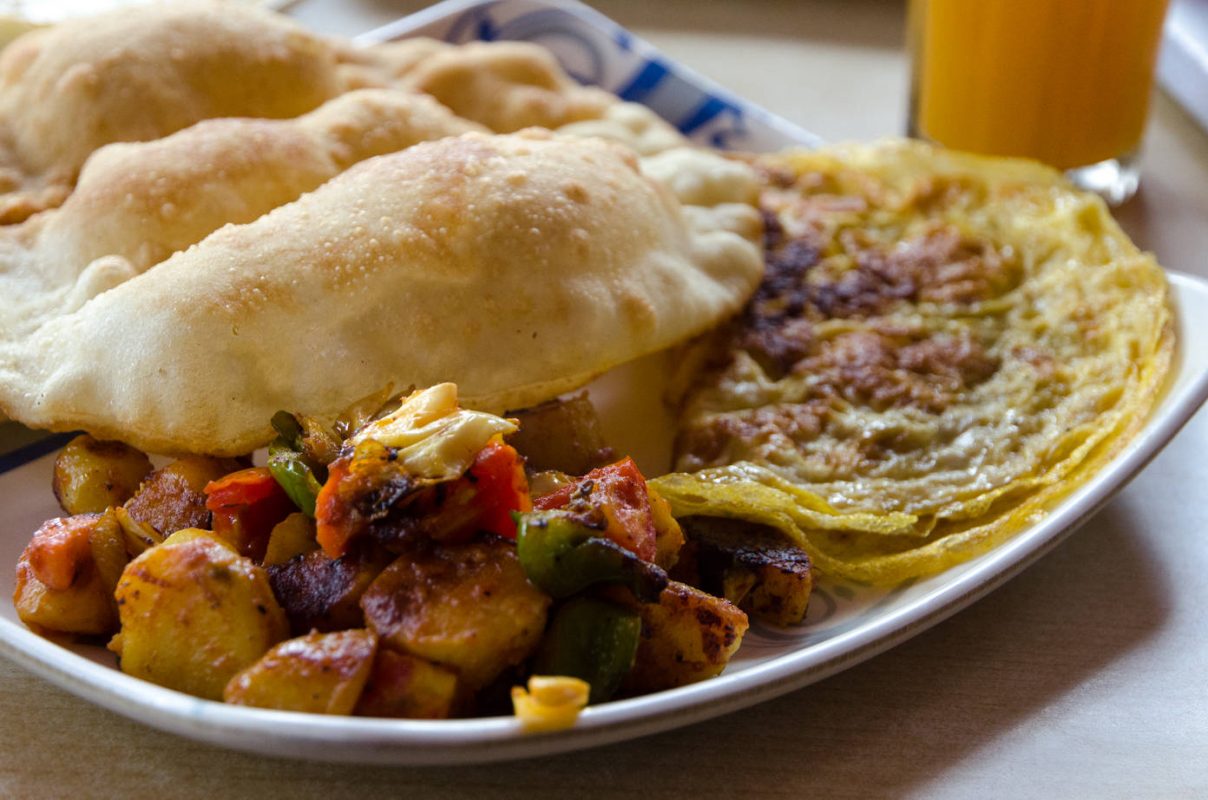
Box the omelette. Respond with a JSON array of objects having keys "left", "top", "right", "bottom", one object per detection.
[{"left": 652, "top": 140, "right": 1173, "bottom": 585}]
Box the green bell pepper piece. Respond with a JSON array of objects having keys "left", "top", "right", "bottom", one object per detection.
[
  {"left": 267, "top": 438, "right": 322, "bottom": 517},
  {"left": 515, "top": 510, "right": 668, "bottom": 602},
  {"left": 533, "top": 597, "right": 640, "bottom": 704}
]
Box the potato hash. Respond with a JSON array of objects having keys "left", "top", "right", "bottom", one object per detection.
[{"left": 11, "top": 384, "right": 813, "bottom": 725}]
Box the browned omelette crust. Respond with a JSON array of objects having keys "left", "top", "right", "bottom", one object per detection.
[
  {"left": 676, "top": 166, "right": 1025, "bottom": 483},
  {"left": 727, "top": 209, "right": 1003, "bottom": 402}
]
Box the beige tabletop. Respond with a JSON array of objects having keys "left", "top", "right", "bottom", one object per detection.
[{"left": 4, "top": 1, "right": 1208, "bottom": 797}]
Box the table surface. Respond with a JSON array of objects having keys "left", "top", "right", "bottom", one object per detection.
[{"left": 5, "top": 1, "right": 1208, "bottom": 797}]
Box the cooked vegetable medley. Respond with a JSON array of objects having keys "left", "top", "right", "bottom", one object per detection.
[{"left": 14, "top": 384, "right": 810, "bottom": 725}]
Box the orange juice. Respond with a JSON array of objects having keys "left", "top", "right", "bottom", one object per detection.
[{"left": 910, "top": 0, "right": 1170, "bottom": 170}]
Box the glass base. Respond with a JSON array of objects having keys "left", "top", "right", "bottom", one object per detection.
[
  {"left": 906, "top": 128, "right": 1143, "bottom": 207},
  {"left": 1065, "top": 153, "right": 1140, "bottom": 206}
]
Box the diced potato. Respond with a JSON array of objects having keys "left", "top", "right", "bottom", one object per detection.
[
  {"left": 13, "top": 512, "right": 127, "bottom": 636},
  {"left": 123, "top": 456, "right": 240, "bottom": 535},
  {"left": 52, "top": 434, "right": 152, "bottom": 516},
  {"left": 112, "top": 529, "right": 288, "bottom": 700},
  {"left": 354, "top": 648, "right": 461, "bottom": 719},
  {"left": 88, "top": 510, "right": 129, "bottom": 595},
  {"left": 507, "top": 393, "right": 615, "bottom": 475},
  {"left": 224, "top": 629, "right": 377, "bottom": 714},
  {"left": 623, "top": 580, "right": 748, "bottom": 694},
  {"left": 677, "top": 517, "right": 813, "bottom": 626},
  {"left": 739, "top": 561, "right": 812, "bottom": 627},
  {"left": 361, "top": 537, "right": 550, "bottom": 689},
  {"left": 14, "top": 560, "right": 114, "bottom": 637},
  {"left": 267, "top": 547, "right": 389, "bottom": 634},
  {"left": 263, "top": 512, "right": 320, "bottom": 566}
]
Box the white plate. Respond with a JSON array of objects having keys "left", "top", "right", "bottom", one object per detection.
[{"left": 1, "top": 0, "right": 1206, "bottom": 766}]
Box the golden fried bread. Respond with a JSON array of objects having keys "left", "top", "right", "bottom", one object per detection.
[
  {"left": 0, "top": 4, "right": 759, "bottom": 448},
  {"left": 0, "top": 4, "right": 687, "bottom": 227},
  {"left": 0, "top": 132, "right": 763, "bottom": 455},
  {"left": 0, "top": 90, "right": 483, "bottom": 349},
  {"left": 393, "top": 40, "right": 615, "bottom": 132},
  {"left": 350, "top": 38, "right": 686, "bottom": 152},
  {"left": 0, "top": 90, "right": 482, "bottom": 335},
  {"left": 0, "top": 3, "right": 346, "bottom": 222},
  {"left": 655, "top": 140, "right": 1173, "bottom": 584},
  {"left": 45, "top": 90, "right": 481, "bottom": 276}
]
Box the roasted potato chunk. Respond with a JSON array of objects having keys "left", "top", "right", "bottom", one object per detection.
[
  {"left": 15, "top": 559, "right": 114, "bottom": 637},
  {"left": 52, "top": 435, "right": 152, "bottom": 515},
  {"left": 224, "top": 629, "right": 377, "bottom": 714},
  {"left": 263, "top": 512, "right": 320, "bottom": 567},
  {"left": 361, "top": 537, "right": 550, "bottom": 689},
  {"left": 354, "top": 648, "right": 461, "bottom": 719},
  {"left": 13, "top": 512, "right": 127, "bottom": 636},
  {"left": 123, "top": 456, "right": 240, "bottom": 535},
  {"left": 676, "top": 517, "right": 813, "bottom": 626},
  {"left": 267, "top": 547, "right": 389, "bottom": 635},
  {"left": 111, "top": 530, "right": 288, "bottom": 700},
  {"left": 622, "top": 580, "right": 748, "bottom": 694},
  {"left": 507, "top": 393, "right": 614, "bottom": 475}
]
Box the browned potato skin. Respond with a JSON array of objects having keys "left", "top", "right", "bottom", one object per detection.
[
  {"left": 737, "top": 561, "right": 812, "bottom": 627},
  {"left": 123, "top": 456, "right": 241, "bottom": 535},
  {"left": 52, "top": 435, "right": 152, "bottom": 515},
  {"left": 622, "top": 580, "right": 749, "bottom": 694},
  {"left": 224, "top": 629, "right": 377, "bottom": 714},
  {"left": 354, "top": 648, "right": 461, "bottom": 719},
  {"left": 12, "top": 512, "right": 127, "bottom": 636},
  {"left": 112, "top": 530, "right": 288, "bottom": 700},
  {"left": 675, "top": 517, "right": 813, "bottom": 626},
  {"left": 267, "top": 547, "right": 390, "bottom": 635},
  {"left": 361, "top": 537, "right": 551, "bottom": 690},
  {"left": 507, "top": 393, "right": 615, "bottom": 475}
]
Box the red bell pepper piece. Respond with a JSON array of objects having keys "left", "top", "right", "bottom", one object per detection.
[
  {"left": 25, "top": 515, "right": 96, "bottom": 591},
  {"left": 315, "top": 456, "right": 356, "bottom": 559},
  {"left": 468, "top": 440, "right": 531, "bottom": 539},
  {"left": 532, "top": 457, "right": 658, "bottom": 562},
  {"left": 204, "top": 467, "right": 295, "bottom": 561},
  {"left": 316, "top": 440, "right": 531, "bottom": 556}
]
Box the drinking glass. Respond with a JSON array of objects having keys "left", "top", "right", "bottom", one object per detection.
[{"left": 908, "top": 0, "right": 1171, "bottom": 205}]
